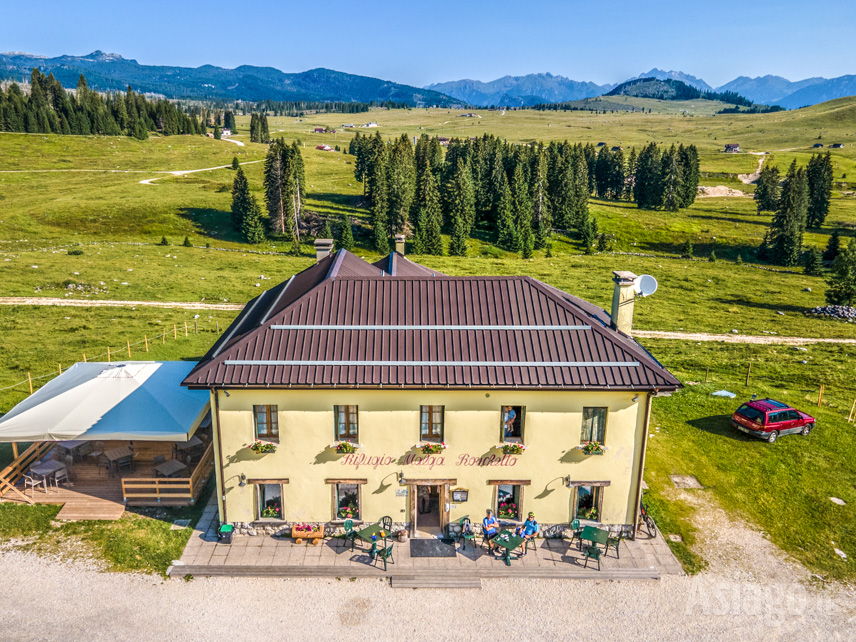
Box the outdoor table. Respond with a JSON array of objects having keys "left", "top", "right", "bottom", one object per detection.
[
  {"left": 154, "top": 459, "right": 189, "bottom": 478},
  {"left": 578, "top": 525, "right": 609, "bottom": 551},
  {"left": 29, "top": 460, "right": 66, "bottom": 491},
  {"left": 491, "top": 530, "right": 525, "bottom": 566},
  {"left": 104, "top": 446, "right": 134, "bottom": 476},
  {"left": 58, "top": 440, "right": 87, "bottom": 461},
  {"left": 355, "top": 523, "right": 389, "bottom": 552},
  {"left": 174, "top": 435, "right": 203, "bottom": 460}
]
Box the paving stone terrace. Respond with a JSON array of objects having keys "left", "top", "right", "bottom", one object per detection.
[{"left": 170, "top": 500, "right": 684, "bottom": 583}]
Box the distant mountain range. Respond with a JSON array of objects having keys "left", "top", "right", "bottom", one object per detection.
[
  {"left": 2, "top": 51, "right": 854, "bottom": 110},
  {"left": 430, "top": 68, "right": 856, "bottom": 109},
  {"left": 0, "top": 51, "right": 456, "bottom": 106}
]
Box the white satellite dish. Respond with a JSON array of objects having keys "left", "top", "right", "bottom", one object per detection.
[{"left": 633, "top": 274, "right": 658, "bottom": 298}]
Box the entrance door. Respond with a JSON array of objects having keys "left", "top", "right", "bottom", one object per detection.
[{"left": 410, "top": 483, "right": 451, "bottom": 538}]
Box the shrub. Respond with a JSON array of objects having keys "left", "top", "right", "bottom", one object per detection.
[
  {"left": 231, "top": 156, "right": 240, "bottom": 170},
  {"left": 681, "top": 240, "right": 694, "bottom": 258},
  {"left": 67, "top": 248, "right": 84, "bottom": 256},
  {"left": 183, "top": 236, "right": 192, "bottom": 247},
  {"left": 480, "top": 245, "right": 502, "bottom": 259},
  {"left": 158, "top": 236, "right": 169, "bottom": 246},
  {"left": 708, "top": 249, "right": 716, "bottom": 262}
]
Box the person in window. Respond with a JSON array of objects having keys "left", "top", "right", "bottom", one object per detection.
[
  {"left": 503, "top": 406, "right": 517, "bottom": 437},
  {"left": 483, "top": 508, "right": 499, "bottom": 553},
  {"left": 418, "top": 485, "right": 431, "bottom": 514},
  {"left": 516, "top": 512, "right": 539, "bottom": 555}
]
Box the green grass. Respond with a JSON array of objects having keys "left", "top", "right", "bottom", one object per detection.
[
  {"left": 0, "top": 503, "right": 61, "bottom": 536},
  {"left": 641, "top": 339, "right": 856, "bottom": 581}
]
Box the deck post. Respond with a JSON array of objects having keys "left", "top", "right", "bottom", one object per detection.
[{"left": 11, "top": 443, "right": 18, "bottom": 459}]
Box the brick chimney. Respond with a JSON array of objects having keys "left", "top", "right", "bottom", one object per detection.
[
  {"left": 394, "top": 234, "right": 406, "bottom": 255},
  {"left": 610, "top": 271, "right": 638, "bottom": 336},
  {"left": 314, "top": 238, "right": 334, "bottom": 262}
]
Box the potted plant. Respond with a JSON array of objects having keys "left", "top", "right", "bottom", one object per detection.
[
  {"left": 261, "top": 504, "right": 281, "bottom": 519},
  {"left": 331, "top": 441, "right": 360, "bottom": 454},
  {"left": 419, "top": 442, "right": 447, "bottom": 454},
  {"left": 249, "top": 440, "right": 277, "bottom": 454},
  {"left": 338, "top": 504, "right": 359, "bottom": 520},
  {"left": 292, "top": 522, "right": 325, "bottom": 545},
  {"left": 498, "top": 501, "right": 518, "bottom": 519},
  {"left": 580, "top": 506, "right": 599, "bottom": 521},
  {"left": 397, "top": 529, "right": 408, "bottom": 543},
  {"left": 500, "top": 443, "right": 526, "bottom": 455},
  {"left": 579, "top": 441, "right": 605, "bottom": 455}
]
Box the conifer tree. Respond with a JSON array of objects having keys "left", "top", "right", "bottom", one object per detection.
[
  {"left": 386, "top": 134, "right": 416, "bottom": 237},
  {"left": 571, "top": 147, "right": 590, "bottom": 226},
  {"left": 264, "top": 140, "right": 288, "bottom": 236},
  {"left": 214, "top": 125, "right": 221, "bottom": 140},
  {"left": 767, "top": 160, "right": 809, "bottom": 266},
  {"left": 823, "top": 229, "right": 841, "bottom": 262},
  {"left": 231, "top": 156, "right": 240, "bottom": 170},
  {"left": 231, "top": 167, "right": 252, "bottom": 232},
  {"left": 804, "top": 247, "right": 822, "bottom": 276},
  {"left": 318, "top": 217, "right": 333, "bottom": 240},
  {"left": 633, "top": 143, "right": 662, "bottom": 209},
  {"left": 579, "top": 213, "right": 597, "bottom": 255},
  {"left": 241, "top": 197, "right": 266, "bottom": 244},
  {"left": 624, "top": 148, "right": 637, "bottom": 200},
  {"left": 495, "top": 171, "right": 517, "bottom": 250},
  {"left": 826, "top": 239, "right": 856, "bottom": 306},
  {"left": 337, "top": 213, "right": 355, "bottom": 251},
  {"left": 677, "top": 144, "right": 700, "bottom": 207},
  {"left": 531, "top": 150, "right": 551, "bottom": 249},
  {"left": 444, "top": 158, "right": 476, "bottom": 237},
  {"left": 754, "top": 164, "right": 780, "bottom": 213},
  {"left": 370, "top": 148, "right": 390, "bottom": 253},
  {"left": 183, "top": 236, "right": 192, "bottom": 247},
  {"left": 807, "top": 151, "right": 833, "bottom": 228},
  {"left": 421, "top": 169, "right": 445, "bottom": 256},
  {"left": 661, "top": 145, "right": 683, "bottom": 212},
  {"left": 552, "top": 153, "right": 575, "bottom": 230},
  {"left": 511, "top": 163, "right": 531, "bottom": 252}
]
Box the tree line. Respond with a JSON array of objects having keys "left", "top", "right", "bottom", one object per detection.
[
  {"left": 249, "top": 113, "right": 270, "bottom": 143},
  {"left": 348, "top": 133, "right": 699, "bottom": 257},
  {"left": 0, "top": 70, "right": 204, "bottom": 139},
  {"left": 253, "top": 99, "right": 410, "bottom": 117}
]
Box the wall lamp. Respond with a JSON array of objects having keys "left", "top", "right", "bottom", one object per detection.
[
  {"left": 632, "top": 395, "right": 639, "bottom": 402},
  {"left": 238, "top": 473, "right": 247, "bottom": 487},
  {"left": 398, "top": 471, "right": 405, "bottom": 483},
  {"left": 224, "top": 390, "right": 231, "bottom": 397}
]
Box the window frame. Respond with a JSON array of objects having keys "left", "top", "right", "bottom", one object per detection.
[
  {"left": 574, "top": 485, "right": 604, "bottom": 522},
  {"left": 334, "top": 405, "right": 359, "bottom": 443},
  {"left": 420, "top": 405, "right": 445, "bottom": 443},
  {"left": 334, "top": 482, "right": 362, "bottom": 521},
  {"left": 253, "top": 480, "right": 286, "bottom": 521},
  {"left": 500, "top": 406, "right": 525, "bottom": 443},
  {"left": 581, "top": 407, "right": 608, "bottom": 445},
  {"left": 496, "top": 483, "right": 523, "bottom": 521},
  {"left": 253, "top": 405, "right": 279, "bottom": 442}
]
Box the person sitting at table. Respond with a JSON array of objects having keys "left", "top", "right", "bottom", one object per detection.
[
  {"left": 515, "top": 512, "right": 540, "bottom": 555},
  {"left": 483, "top": 508, "right": 500, "bottom": 553}
]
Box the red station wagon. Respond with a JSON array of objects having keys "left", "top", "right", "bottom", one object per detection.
[{"left": 731, "top": 399, "right": 815, "bottom": 443}]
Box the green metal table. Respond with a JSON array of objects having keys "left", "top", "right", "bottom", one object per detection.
[
  {"left": 578, "top": 525, "right": 609, "bottom": 551},
  {"left": 491, "top": 530, "right": 525, "bottom": 566},
  {"left": 356, "top": 523, "right": 390, "bottom": 556}
]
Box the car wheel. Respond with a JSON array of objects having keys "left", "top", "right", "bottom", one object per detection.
[
  {"left": 767, "top": 430, "right": 779, "bottom": 444},
  {"left": 801, "top": 424, "right": 813, "bottom": 436}
]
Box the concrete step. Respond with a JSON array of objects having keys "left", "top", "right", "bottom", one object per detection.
[{"left": 391, "top": 576, "right": 481, "bottom": 589}]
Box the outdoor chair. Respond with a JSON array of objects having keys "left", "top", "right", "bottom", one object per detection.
[
  {"left": 583, "top": 545, "right": 601, "bottom": 571},
  {"left": 481, "top": 530, "right": 497, "bottom": 552},
  {"left": 95, "top": 454, "right": 111, "bottom": 477},
  {"left": 64, "top": 455, "right": 74, "bottom": 480},
  {"left": 569, "top": 519, "right": 582, "bottom": 549},
  {"left": 77, "top": 442, "right": 93, "bottom": 460},
  {"left": 522, "top": 536, "right": 537, "bottom": 555},
  {"left": 343, "top": 519, "right": 359, "bottom": 551},
  {"left": 152, "top": 455, "right": 166, "bottom": 475},
  {"left": 459, "top": 518, "right": 476, "bottom": 550},
  {"left": 117, "top": 456, "right": 134, "bottom": 474},
  {"left": 53, "top": 467, "right": 71, "bottom": 489},
  {"left": 23, "top": 475, "right": 47, "bottom": 498},
  {"left": 373, "top": 538, "right": 395, "bottom": 571},
  {"left": 380, "top": 515, "right": 393, "bottom": 534},
  {"left": 605, "top": 534, "right": 624, "bottom": 559},
  {"left": 89, "top": 442, "right": 105, "bottom": 464}
]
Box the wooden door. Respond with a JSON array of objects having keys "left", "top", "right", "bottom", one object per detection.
[
  {"left": 408, "top": 483, "right": 417, "bottom": 537},
  {"left": 439, "top": 484, "right": 450, "bottom": 532}
]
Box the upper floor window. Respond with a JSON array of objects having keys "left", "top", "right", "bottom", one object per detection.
[
  {"left": 335, "top": 405, "right": 359, "bottom": 442},
  {"left": 501, "top": 406, "right": 525, "bottom": 442},
  {"left": 420, "top": 405, "right": 444, "bottom": 442},
  {"left": 581, "top": 407, "right": 607, "bottom": 444},
  {"left": 254, "top": 405, "right": 279, "bottom": 441}
]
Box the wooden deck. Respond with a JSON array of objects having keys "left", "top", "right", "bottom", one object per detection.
[{"left": 0, "top": 438, "right": 214, "bottom": 521}]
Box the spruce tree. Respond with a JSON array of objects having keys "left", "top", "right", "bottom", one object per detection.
[
  {"left": 826, "top": 239, "right": 856, "bottom": 306},
  {"left": 231, "top": 156, "right": 240, "bottom": 170},
  {"left": 677, "top": 144, "right": 700, "bottom": 207},
  {"left": 444, "top": 158, "right": 476, "bottom": 237},
  {"left": 183, "top": 236, "right": 192, "bottom": 247},
  {"left": 231, "top": 167, "right": 252, "bottom": 232},
  {"left": 386, "top": 134, "right": 416, "bottom": 238},
  {"left": 448, "top": 206, "right": 468, "bottom": 256},
  {"left": 823, "top": 229, "right": 841, "bottom": 262},
  {"left": 241, "top": 197, "right": 266, "bottom": 244},
  {"left": 754, "top": 164, "right": 780, "bottom": 213},
  {"left": 214, "top": 125, "right": 221, "bottom": 140},
  {"left": 511, "top": 163, "right": 531, "bottom": 252},
  {"left": 553, "top": 153, "right": 575, "bottom": 230},
  {"left": 421, "top": 170, "right": 444, "bottom": 256},
  {"left": 318, "top": 217, "right": 333, "bottom": 240},
  {"left": 337, "top": 213, "right": 355, "bottom": 251},
  {"left": 495, "top": 171, "right": 517, "bottom": 250},
  {"left": 264, "top": 140, "right": 288, "bottom": 235},
  {"left": 767, "top": 160, "right": 808, "bottom": 266},
  {"left": 804, "top": 247, "right": 822, "bottom": 276},
  {"left": 531, "top": 149, "right": 551, "bottom": 249},
  {"left": 370, "top": 148, "right": 390, "bottom": 253},
  {"left": 806, "top": 151, "right": 833, "bottom": 228},
  {"left": 579, "top": 213, "right": 597, "bottom": 255},
  {"left": 661, "top": 145, "right": 683, "bottom": 212},
  {"left": 633, "top": 143, "right": 662, "bottom": 209}
]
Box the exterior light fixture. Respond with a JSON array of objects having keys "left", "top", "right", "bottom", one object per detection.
[
  {"left": 632, "top": 395, "right": 639, "bottom": 402},
  {"left": 398, "top": 472, "right": 405, "bottom": 483},
  {"left": 239, "top": 473, "right": 247, "bottom": 487}
]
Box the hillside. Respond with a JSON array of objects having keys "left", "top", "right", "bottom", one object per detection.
[
  {"left": 626, "top": 68, "right": 713, "bottom": 92},
  {"left": 606, "top": 77, "right": 757, "bottom": 108},
  {"left": 426, "top": 73, "right": 611, "bottom": 107},
  {"left": 0, "top": 51, "right": 456, "bottom": 106}
]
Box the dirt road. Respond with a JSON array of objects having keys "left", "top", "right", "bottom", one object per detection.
[
  {"left": 138, "top": 159, "right": 263, "bottom": 185},
  {"left": 633, "top": 330, "right": 856, "bottom": 346},
  {"left": 739, "top": 152, "right": 766, "bottom": 185},
  {"left": 0, "top": 297, "right": 243, "bottom": 311}
]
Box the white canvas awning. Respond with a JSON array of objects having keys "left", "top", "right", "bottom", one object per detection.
[{"left": 0, "top": 361, "right": 210, "bottom": 442}]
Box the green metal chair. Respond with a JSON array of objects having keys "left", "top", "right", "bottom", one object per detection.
[
  {"left": 583, "top": 545, "right": 601, "bottom": 571},
  {"left": 343, "top": 519, "right": 359, "bottom": 551},
  {"left": 374, "top": 538, "right": 395, "bottom": 571},
  {"left": 459, "top": 517, "right": 477, "bottom": 550},
  {"left": 380, "top": 515, "right": 393, "bottom": 533},
  {"left": 569, "top": 519, "right": 583, "bottom": 549},
  {"left": 606, "top": 533, "right": 624, "bottom": 559}
]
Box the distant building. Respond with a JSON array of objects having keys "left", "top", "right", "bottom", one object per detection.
[
  {"left": 597, "top": 142, "right": 607, "bottom": 147},
  {"left": 611, "top": 146, "right": 623, "bottom": 152},
  {"left": 363, "top": 122, "right": 378, "bottom": 128},
  {"left": 314, "top": 127, "right": 326, "bottom": 133},
  {"left": 315, "top": 144, "right": 334, "bottom": 152},
  {"left": 438, "top": 136, "right": 450, "bottom": 147},
  {"left": 724, "top": 143, "right": 740, "bottom": 153},
  {"left": 460, "top": 112, "right": 478, "bottom": 118},
  {"left": 830, "top": 143, "right": 845, "bottom": 149},
  {"left": 341, "top": 124, "right": 355, "bottom": 129},
  {"left": 813, "top": 143, "right": 824, "bottom": 148},
  {"left": 220, "top": 128, "right": 232, "bottom": 138}
]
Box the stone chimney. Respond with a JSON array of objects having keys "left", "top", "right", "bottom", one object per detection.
[
  {"left": 394, "top": 234, "right": 406, "bottom": 255},
  {"left": 610, "top": 271, "right": 638, "bottom": 336},
  {"left": 314, "top": 238, "right": 334, "bottom": 262}
]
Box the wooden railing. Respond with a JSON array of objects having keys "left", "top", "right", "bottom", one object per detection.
[
  {"left": 121, "top": 441, "right": 214, "bottom": 505},
  {"left": 0, "top": 442, "right": 53, "bottom": 504}
]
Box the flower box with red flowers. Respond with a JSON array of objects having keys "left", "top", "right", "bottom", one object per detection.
[
  {"left": 500, "top": 443, "right": 526, "bottom": 455},
  {"left": 292, "top": 523, "right": 324, "bottom": 544},
  {"left": 578, "top": 441, "right": 605, "bottom": 455},
  {"left": 249, "top": 441, "right": 277, "bottom": 454},
  {"left": 419, "top": 442, "right": 447, "bottom": 455},
  {"left": 498, "top": 502, "right": 519, "bottom": 520},
  {"left": 331, "top": 441, "right": 361, "bottom": 454}
]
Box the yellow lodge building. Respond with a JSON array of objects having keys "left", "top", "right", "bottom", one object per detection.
[{"left": 182, "top": 248, "right": 680, "bottom": 538}]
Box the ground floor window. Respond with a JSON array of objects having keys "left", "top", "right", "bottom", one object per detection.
[
  {"left": 575, "top": 485, "right": 603, "bottom": 521},
  {"left": 336, "top": 483, "right": 360, "bottom": 520},
  {"left": 256, "top": 483, "right": 283, "bottom": 520},
  {"left": 497, "top": 484, "right": 521, "bottom": 520}
]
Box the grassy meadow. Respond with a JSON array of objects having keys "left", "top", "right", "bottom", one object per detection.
[{"left": 1, "top": 99, "right": 856, "bottom": 578}]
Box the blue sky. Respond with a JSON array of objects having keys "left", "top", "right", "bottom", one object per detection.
[{"left": 3, "top": 0, "right": 853, "bottom": 87}]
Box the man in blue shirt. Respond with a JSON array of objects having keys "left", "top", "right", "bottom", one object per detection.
[
  {"left": 483, "top": 508, "right": 499, "bottom": 553},
  {"left": 503, "top": 406, "right": 517, "bottom": 437},
  {"left": 516, "top": 512, "right": 539, "bottom": 555}
]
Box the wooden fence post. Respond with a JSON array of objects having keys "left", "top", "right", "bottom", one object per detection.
[
  {"left": 27, "top": 372, "right": 33, "bottom": 394},
  {"left": 848, "top": 399, "right": 856, "bottom": 423},
  {"left": 818, "top": 384, "right": 825, "bottom": 407},
  {"left": 58, "top": 363, "right": 62, "bottom": 375},
  {"left": 194, "top": 320, "right": 198, "bottom": 334},
  {"left": 144, "top": 335, "right": 149, "bottom": 352},
  {"left": 162, "top": 330, "right": 166, "bottom": 345},
  {"left": 745, "top": 363, "right": 751, "bottom": 386},
  {"left": 184, "top": 321, "right": 188, "bottom": 337},
  {"left": 705, "top": 367, "right": 709, "bottom": 383},
  {"left": 83, "top": 353, "right": 86, "bottom": 363},
  {"left": 216, "top": 321, "right": 220, "bottom": 334},
  {"left": 107, "top": 346, "right": 111, "bottom": 362},
  {"left": 173, "top": 324, "right": 177, "bottom": 339},
  {"left": 127, "top": 339, "right": 132, "bottom": 358},
  {"left": 11, "top": 443, "right": 18, "bottom": 459}
]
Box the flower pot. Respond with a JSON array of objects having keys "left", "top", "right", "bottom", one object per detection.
[
  {"left": 397, "top": 530, "right": 408, "bottom": 543},
  {"left": 292, "top": 525, "right": 324, "bottom": 545}
]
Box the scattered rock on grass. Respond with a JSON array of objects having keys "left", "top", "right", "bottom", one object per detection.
[{"left": 830, "top": 497, "right": 846, "bottom": 506}]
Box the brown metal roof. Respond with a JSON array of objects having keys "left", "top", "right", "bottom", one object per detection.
[
  {"left": 372, "top": 252, "right": 446, "bottom": 277},
  {"left": 183, "top": 252, "right": 680, "bottom": 391}
]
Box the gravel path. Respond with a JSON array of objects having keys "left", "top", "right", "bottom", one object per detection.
[
  {"left": 634, "top": 330, "right": 856, "bottom": 346},
  {"left": 0, "top": 297, "right": 243, "bottom": 310}
]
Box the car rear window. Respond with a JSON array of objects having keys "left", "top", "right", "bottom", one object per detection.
[{"left": 736, "top": 405, "right": 764, "bottom": 422}]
